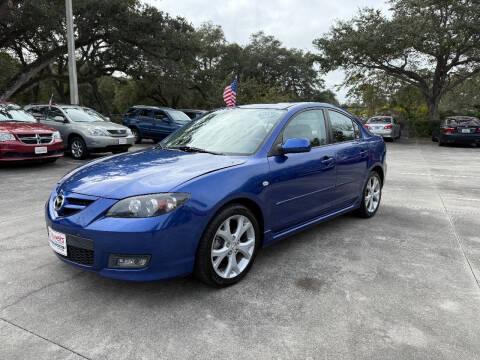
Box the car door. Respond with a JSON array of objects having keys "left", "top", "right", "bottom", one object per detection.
[
  {"left": 267, "top": 109, "right": 337, "bottom": 233},
  {"left": 327, "top": 109, "right": 369, "bottom": 207},
  {"left": 137, "top": 109, "right": 154, "bottom": 137},
  {"left": 151, "top": 110, "right": 174, "bottom": 139},
  {"left": 42, "top": 107, "right": 69, "bottom": 140}
]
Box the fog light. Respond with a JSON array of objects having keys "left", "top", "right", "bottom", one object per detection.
[{"left": 108, "top": 254, "right": 151, "bottom": 269}]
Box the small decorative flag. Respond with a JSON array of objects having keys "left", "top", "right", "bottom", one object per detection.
[
  {"left": 223, "top": 77, "right": 237, "bottom": 107},
  {"left": 48, "top": 93, "right": 54, "bottom": 109}
]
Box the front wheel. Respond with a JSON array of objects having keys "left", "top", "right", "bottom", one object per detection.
[
  {"left": 356, "top": 172, "right": 382, "bottom": 218},
  {"left": 131, "top": 128, "right": 142, "bottom": 144},
  {"left": 194, "top": 205, "right": 260, "bottom": 287},
  {"left": 69, "top": 136, "right": 88, "bottom": 160}
]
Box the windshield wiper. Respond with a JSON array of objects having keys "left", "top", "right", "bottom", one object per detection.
[{"left": 160, "top": 145, "right": 223, "bottom": 155}]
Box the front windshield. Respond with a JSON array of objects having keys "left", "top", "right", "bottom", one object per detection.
[
  {"left": 84, "top": 108, "right": 108, "bottom": 121},
  {"left": 0, "top": 106, "right": 37, "bottom": 123},
  {"left": 162, "top": 108, "right": 285, "bottom": 155},
  {"left": 62, "top": 108, "right": 100, "bottom": 122},
  {"left": 165, "top": 110, "right": 191, "bottom": 122},
  {"left": 368, "top": 117, "right": 391, "bottom": 124}
]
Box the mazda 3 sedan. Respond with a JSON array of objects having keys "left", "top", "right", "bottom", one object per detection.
[{"left": 46, "top": 103, "right": 386, "bottom": 287}]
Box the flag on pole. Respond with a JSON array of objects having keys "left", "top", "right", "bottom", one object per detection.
[
  {"left": 48, "top": 94, "right": 54, "bottom": 109},
  {"left": 223, "top": 77, "right": 237, "bottom": 107}
]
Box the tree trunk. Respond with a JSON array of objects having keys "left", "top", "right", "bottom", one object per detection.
[{"left": 426, "top": 96, "right": 441, "bottom": 122}]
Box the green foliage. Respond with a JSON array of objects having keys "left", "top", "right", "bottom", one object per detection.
[{"left": 315, "top": 0, "right": 480, "bottom": 121}]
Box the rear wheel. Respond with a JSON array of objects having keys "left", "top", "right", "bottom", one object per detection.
[
  {"left": 194, "top": 204, "right": 260, "bottom": 287},
  {"left": 69, "top": 136, "right": 88, "bottom": 160},
  {"left": 356, "top": 172, "right": 382, "bottom": 218}
]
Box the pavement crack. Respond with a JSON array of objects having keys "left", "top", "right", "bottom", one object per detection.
[
  {"left": 0, "top": 318, "right": 91, "bottom": 360},
  {"left": 1, "top": 272, "right": 85, "bottom": 312}
]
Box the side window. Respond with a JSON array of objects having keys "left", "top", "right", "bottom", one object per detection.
[
  {"left": 153, "top": 110, "right": 168, "bottom": 122},
  {"left": 283, "top": 109, "right": 327, "bottom": 147},
  {"left": 328, "top": 110, "right": 355, "bottom": 142},
  {"left": 125, "top": 108, "right": 138, "bottom": 117},
  {"left": 46, "top": 107, "right": 65, "bottom": 121},
  {"left": 140, "top": 109, "right": 152, "bottom": 118}
]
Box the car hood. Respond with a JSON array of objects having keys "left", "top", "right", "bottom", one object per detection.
[
  {"left": 74, "top": 121, "right": 128, "bottom": 130},
  {"left": 58, "top": 148, "right": 246, "bottom": 199},
  {"left": 0, "top": 121, "right": 57, "bottom": 134}
]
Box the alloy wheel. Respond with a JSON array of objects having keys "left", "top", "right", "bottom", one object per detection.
[
  {"left": 71, "top": 139, "right": 84, "bottom": 159},
  {"left": 365, "top": 176, "right": 381, "bottom": 213},
  {"left": 211, "top": 215, "right": 255, "bottom": 279}
]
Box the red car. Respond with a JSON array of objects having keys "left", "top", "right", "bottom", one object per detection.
[{"left": 0, "top": 102, "right": 64, "bottom": 162}]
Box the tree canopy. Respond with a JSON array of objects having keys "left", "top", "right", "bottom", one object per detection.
[{"left": 315, "top": 0, "right": 480, "bottom": 121}]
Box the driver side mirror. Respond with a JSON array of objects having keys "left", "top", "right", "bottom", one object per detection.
[
  {"left": 54, "top": 116, "right": 67, "bottom": 123},
  {"left": 280, "top": 138, "right": 311, "bottom": 154}
]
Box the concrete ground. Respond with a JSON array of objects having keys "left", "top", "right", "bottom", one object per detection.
[{"left": 1, "top": 139, "right": 479, "bottom": 360}]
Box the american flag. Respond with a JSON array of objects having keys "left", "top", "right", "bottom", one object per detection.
[
  {"left": 48, "top": 94, "right": 54, "bottom": 109},
  {"left": 223, "top": 77, "right": 237, "bottom": 107}
]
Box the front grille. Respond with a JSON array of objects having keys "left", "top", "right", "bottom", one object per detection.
[
  {"left": 107, "top": 129, "right": 127, "bottom": 137},
  {"left": 17, "top": 133, "right": 53, "bottom": 144},
  {"left": 56, "top": 194, "right": 96, "bottom": 217},
  {"left": 59, "top": 234, "right": 94, "bottom": 266},
  {"left": 62, "top": 245, "right": 94, "bottom": 266}
]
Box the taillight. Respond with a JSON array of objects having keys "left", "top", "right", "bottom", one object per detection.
[
  {"left": 384, "top": 124, "right": 392, "bottom": 129},
  {"left": 444, "top": 128, "right": 455, "bottom": 133},
  {"left": 476, "top": 128, "right": 480, "bottom": 133}
]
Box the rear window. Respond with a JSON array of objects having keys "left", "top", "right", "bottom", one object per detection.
[
  {"left": 445, "top": 117, "right": 480, "bottom": 127},
  {"left": 367, "top": 117, "right": 392, "bottom": 124}
]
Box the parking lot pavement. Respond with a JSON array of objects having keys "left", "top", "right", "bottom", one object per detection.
[{"left": 1, "top": 139, "right": 479, "bottom": 359}]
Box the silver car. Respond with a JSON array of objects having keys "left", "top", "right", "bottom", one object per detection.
[
  {"left": 25, "top": 105, "right": 135, "bottom": 159},
  {"left": 365, "top": 116, "right": 401, "bottom": 141}
]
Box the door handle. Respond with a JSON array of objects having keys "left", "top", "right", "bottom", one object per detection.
[
  {"left": 360, "top": 149, "right": 368, "bottom": 156},
  {"left": 321, "top": 156, "right": 334, "bottom": 165}
]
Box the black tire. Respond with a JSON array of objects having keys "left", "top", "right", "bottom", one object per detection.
[
  {"left": 131, "top": 128, "right": 142, "bottom": 144},
  {"left": 432, "top": 136, "right": 438, "bottom": 142},
  {"left": 355, "top": 171, "right": 382, "bottom": 218},
  {"left": 194, "top": 204, "right": 260, "bottom": 287},
  {"left": 69, "top": 136, "right": 88, "bottom": 160}
]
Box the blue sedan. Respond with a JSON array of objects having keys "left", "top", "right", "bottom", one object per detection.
[{"left": 46, "top": 103, "right": 386, "bottom": 287}]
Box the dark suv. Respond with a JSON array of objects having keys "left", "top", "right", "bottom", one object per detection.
[{"left": 122, "top": 106, "right": 191, "bottom": 143}]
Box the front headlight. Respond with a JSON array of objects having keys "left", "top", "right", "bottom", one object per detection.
[
  {"left": 0, "top": 133, "right": 15, "bottom": 142},
  {"left": 125, "top": 128, "right": 133, "bottom": 136},
  {"left": 106, "top": 193, "right": 190, "bottom": 218},
  {"left": 52, "top": 131, "right": 61, "bottom": 140},
  {"left": 88, "top": 128, "right": 108, "bottom": 136}
]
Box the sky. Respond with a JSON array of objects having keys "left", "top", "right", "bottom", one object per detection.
[{"left": 145, "top": 0, "right": 389, "bottom": 103}]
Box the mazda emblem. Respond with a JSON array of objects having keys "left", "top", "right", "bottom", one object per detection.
[{"left": 54, "top": 194, "right": 65, "bottom": 211}]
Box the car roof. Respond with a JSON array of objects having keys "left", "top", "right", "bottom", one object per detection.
[
  {"left": 445, "top": 115, "right": 479, "bottom": 121},
  {"left": 237, "top": 102, "right": 342, "bottom": 111},
  {"left": 179, "top": 109, "right": 206, "bottom": 113},
  {"left": 129, "top": 105, "right": 175, "bottom": 111}
]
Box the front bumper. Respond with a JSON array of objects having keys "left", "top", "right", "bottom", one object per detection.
[
  {"left": 0, "top": 140, "right": 64, "bottom": 162},
  {"left": 45, "top": 189, "right": 203, "bottom": 281},
  {"left": 85, "top": 135, "right": 135, "bottom": 151}
]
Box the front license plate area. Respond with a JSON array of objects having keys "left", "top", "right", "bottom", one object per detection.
[
  {"left": 118, "top": 138, "right": 127, "bottom": 145},
  {"left": 35, "top": 146, "right": 48, "bottom": 154},
  {"left": 48, "top": 227, "right": 67, "bottom": 256}
]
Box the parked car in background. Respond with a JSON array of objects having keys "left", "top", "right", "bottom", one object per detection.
[
  {"left": 365, "top": 116, "right": 401, "bottom": 141},
  {"left": 25, "top": 104, "right": 135, "bottom": 159},
  {"left": 0, "top": 102, "right": 63, "bottom": 163},
  {"left": 179, "top": 109, "right": 207, "bottom": 120},
  {"left": 432, "top": 116, "right": 480, "bottom": 146},
  {"left": 45, "top": 102, "right": 386, "bottom": 286},
  {"left": 122, "top": 106, "right": 191, "bottom": 143}
]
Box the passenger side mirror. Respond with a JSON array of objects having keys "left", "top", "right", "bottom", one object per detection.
[
  {"left": 280, "top": 138, "right": 311, "bottom": 154},
  {"left": 54, "top": 116, "right": 66, "bottom": 123}
]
